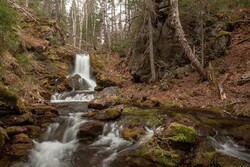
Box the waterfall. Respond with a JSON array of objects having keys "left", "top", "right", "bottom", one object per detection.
[
  {"left": 71, "top": 54, "right": 96, "bottom": 90},
  {"left": 51, "top": 54, "right": 96, "bottom": 103}
]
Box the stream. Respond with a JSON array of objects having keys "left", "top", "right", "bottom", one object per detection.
[{"left": 11, "top": 54, "right": 250, "bottom": 167}]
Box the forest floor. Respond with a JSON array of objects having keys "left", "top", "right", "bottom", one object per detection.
[{"left": 98, "top": 16, "right": 250, "bottom": 115}]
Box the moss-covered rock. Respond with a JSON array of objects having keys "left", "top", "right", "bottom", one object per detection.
[
  {"left": 0, "top": 86, "right": 27, "bottom": 115},
  {"left": 6, "top": 126, "right": 28, "bottom": 135},
  {"left": 93, "top": 105, "right": 123, "bottom": 121},
  {"left": 121, "top": 126, "right": 145, "bottom": 142},
  {"left": 0, "top": 127, "right": 9, "bottom": 149},
  {"left": 12, "top": 133, "right": 31, "bottom": 144},
  {"left": 119, "top": 107, "right": 164, "bottom": 127},
  {"left": 163, "top": 123, "right": 198, "bottom": 144},
  {"left": 24, "top": 125, "right": 41, "bottom": 138},
  {"left": 8, "top": 143, "right": 33, "bottom": 157},
  {"left": 134, "top": 142, "right": 183, "bottom": 166},
  {"left": 0, "top": 112, "right": 34, "bottom": 126}
]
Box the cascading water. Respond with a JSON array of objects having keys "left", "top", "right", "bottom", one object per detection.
[{"left": 51, "top": 53, "right": 96, "bottom": 103}]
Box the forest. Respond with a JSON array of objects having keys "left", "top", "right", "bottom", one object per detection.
[{"left": 0, "top": 0, "right": 249, "bottom": 167}]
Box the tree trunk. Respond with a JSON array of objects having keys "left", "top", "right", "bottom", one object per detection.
[
  {"left": 148, "top": 4, "right": 156, "bottom": 82},
  {"left": 25, "top": 0, "right": 29, "bottom": 7},
  {"left": 170, "top": 0, "right": 207, "bottom": 80}
]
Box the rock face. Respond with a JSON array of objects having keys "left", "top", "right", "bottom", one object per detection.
[{"left": 77, "top": 121, "right": 104, "bottom": 142}]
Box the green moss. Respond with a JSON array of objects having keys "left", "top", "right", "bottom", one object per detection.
[
  {"left": 0, "top": 86, "right": 18, "bottom": 106},
  {"left": 192, "top": 151, "right": 216, "bottom": 166},
  {"left": 165, "top": 123, "right": 198, "bottom": 144},
  {"left": 121, "top": 127, "right": 144, "bottom": 142},
  {"left": 15, "top": 54, "right": 30, "bottom": 64},
  {"left": 164, "top": 101, "right": 179, "bottom": 108},
  {"left": 0, "top": 127, "right": 9, "bottom": 149},
  {"left": 120, "top": 108, "right": 163, "bottom": 127},
  {"left": 215, "top": 30, "right": 231, "bottom": 39},
  {"left": 134, "top": 142, "right": 182, "bottom": 166}
]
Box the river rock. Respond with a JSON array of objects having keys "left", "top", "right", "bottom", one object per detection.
[
  {"left": 24, "top": 125, "right": 41, "bottom": 138},
  {"left": 0, "top": 112, "right": 34, "bottom": 126},
  {"left": 121, "top": 126, "right": 145, "bottom": 142},
  {"left": 6, "top": 126, "right": 28, "bottom": 135},
  {"left": 0, "top": 127, "right": 9, "bottom": 149},
  {"left": 8, "top": 143, "right": 33, "bottom": 157},
  {"left": 93, "top": 105, "right": 123, "bottom": 121},
  {"left": 12, "top": 133, "right": 32, "bottom": 144},
  {"left": 88, "top": 87, "right": 121, "bottom": 110},
  {"left": 29, "top": 105, "right": 59, "bottom": 115},
  {"left": 77, "top": 121, "right": 104, "bottom": 142},
  {"left": 161, "top": 122, "right": 198, "bottom": 150}
]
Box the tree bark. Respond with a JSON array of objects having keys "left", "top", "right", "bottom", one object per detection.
[
  {"left": 170, "top": 0, "right": 207, "bottom": 80},
  {"left": 148, "top": 2, "right": 156, "bottom": 82}
]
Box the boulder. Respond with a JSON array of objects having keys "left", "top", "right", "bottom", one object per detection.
[
  {"left": 88, "top": 87, "right": 121, "bottom": 110},
  {"left": 12, "top": 133, "right": 32, "bottom": 144},
  {"left": 29, "top": 105, "right": 59, "bottom": 116},
  {"left": 121, "top": 126, "right": 145, "bottom": 142},
  {"left": 24, "top": 125, "right": 41, "bottom": 138},
  {"left": 0, "top": 127, "right": 9, "bottom": 149},
  {"left": 0, "top": 112, "right": 34, "bottom": 126},
  {"left": 6, "top": 126, "right": 28, "bottom": 135},
  {"left": 231, "top": 124, "right": 250, "bottom": 147},
  {"left": 93, "top": 105, "right": 123, "bottom": 121},
  {"left": 8, "top": 143, "right": 33, "bottom": 157},
  {"left": 77, "top": 121, "right": 104, "bottom": 141},
  {"left": 161, "top": 122, "right": 198, "bottom": 150}
]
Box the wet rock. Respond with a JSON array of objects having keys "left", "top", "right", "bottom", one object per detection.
[
  {"left": 93, "top": 105, "right": 123, "bottom": 121},
  {"left": 121, "top": 126, "right": 145, "bottom": 142},
  {"left": 24, "top": 125, "right": 41, "bottom": 138},
  {"left": 6, "top": 126, "right": 28, "bottom": 135},
  {"left": 0, "top": 127, "right": 9, "bottom": 149},
  {"left": 77, "top": 121, "right": 104, "bottom": 142},
  {"left": 36, "top": 115, "right": 53, "bottom": 126},
  {"left": 12, "top": 133, "right": 32, "bottom": 144},
  {"left": 8, "top": 143, "right": 33, "bottom": 157},
  {"left": 0, "top": 112, "right": 34, "bottom": 126},
  {"left": 88, "top": 87, "right": 121, "bottom": 110}
]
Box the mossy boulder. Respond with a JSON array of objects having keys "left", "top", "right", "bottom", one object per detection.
[
  {"left": 121, "top": 126, "right": 145, "bottom": 142},
  {"left": 8, "top": 143, "right": 33, "bottom": 157},
  {"left": 93, "top": 105, "right": 123, "bottom": 121},
  {"left": 119, "top": 107, "right": 163, "bottom": 127},
  {"left": 134, "top": 142, "right": 183, "bottom": 166},
  {"left": 6, "top": 126, "right": 28, "bottom": 135},
  {"left": 0, "top": 127, "right": 9, "bottom": 149},
  {"left": 24, "top": 125, "right": 41, "bottom": 138},
  {"left": 0, "top": 112, "right": 34, "bottom": 126},
  {"left": 162, "top": 123, "right": 198, "bottom": 146},
  {"left": 12, "top": 133, "right": 32, "bottom": 144},
  {"left": 0, "top": 86, "right": 27, "bottom": 115}
]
